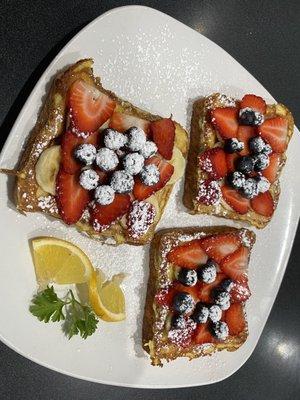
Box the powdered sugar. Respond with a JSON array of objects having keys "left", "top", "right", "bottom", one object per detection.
[
  {"left": 103, "top": 129, "right": 127, "bottom": 150},
  {"left": 197, "top": 179, "right": 221, "bottom": 206},
  {"left": 126, "top": 127, "right": 147, "bottom": 152},
  {"left": 123, "top": 152, "right": 145, "bottom": 175},
  {"left": 139, "top": 141, "right": 158, "bottom": 159},
  {"left": 140, "top": 164, "right": 160, "bottom": 186},
  {"left": 96, "top": 148, "right": 119, "bottom": 171},
  {"left": 127, "top": 201, "right": 156, "bottom": 239},
  {"left": 74, "top": 144, "right": 97, "bottom": 165},
  {"left": 110, "top": 170, "right": 134, "bottom": 193},
  {"left": 167, "top": 318, "right": 196, "bottom": 347},
  {"left": 79, "top": 169, "right": 99, "bottom": 190},
  {"left": 94, "top": 185, "right": 115, "bottom": 205},
  {"left": 37, "top": 195, "right": 58, "bottom": 214}
]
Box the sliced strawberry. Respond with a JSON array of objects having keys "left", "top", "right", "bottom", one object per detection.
[
  {"left": 231, "top": 281, "right": 251, "bottom": 303},
  {"left": 221, "top": 185, "right": 250, "bottom": 215},
  {"left": 193, "top": 322, "right": 215, "bottom": 345},
  {"left": 94, "top": 168, "right": 110, "bottom": 185},
  {"left": 250, "top": 191, "right": 274, "bottom": 217},
  {"left": 225, "top": 303, "right": 246, "bottom": 335},
  {"left": 200, "top": 233, "right": 241, "bottom": 264},
  {"left": 169, "top": 317, "right": 196, "bottom": 347},
  {"left": 240, "top": 94, "right": 266, "bottom": 114},
  {"left": 155, "top": 287, "right": 176, "bottom": 307},
  {"left": 166, "top": 239, "right": 208, "bottom": 268},
  {"left": 211, "top": 107, "right": 239, "bottom": 139},
  {"left": 259, "top": 117, "right": 288, "bottom": 153},
  {"left": 90, "top": 194, "right": 132, "bottom": 231},
  {"left": 220, "top": 246, "right": 249, "bottom": 284},
  {"left": 69, "top": 80, "right": 116, "bottom": 133},
  {"left": 262, "top": 153, "right": 281, "bottom": 183},
  {"left": 198, "top": 273, "right": 227, "bottom": 303},
  {"left": 197, "top": 179, "right": 221, "bottom": 206},
  {"left": 226, "top": 153, "right": 238, "bottom": 173},
  {"left": 56, "top": 169, "right": 90, "bottom": 225},
  {"left": 173, "top": 281, "right": 200, "bottom": 301},
  {"left": 151, "top": 118, "right": 175, "bottom": 160},
  {"left": 199, "top": 148, "right": 227, "bottom": 180},
  {"left": 133, "top": 156, "right": 174, "bottom": 200},
  {"left": 237, "top": 125, "right": 256, "bottom": 156},
  {"left": 109, "top": 111, "right": 150, "bottom": 134},
  {"left": 61, "top": 130, "right": 99, "bottom": 174}
]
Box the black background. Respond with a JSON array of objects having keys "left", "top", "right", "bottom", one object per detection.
[{"left": 0, "top": 1, "right": 299, "bottom": 399}]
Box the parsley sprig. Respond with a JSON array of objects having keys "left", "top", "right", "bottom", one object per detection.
[{"left": 30, "top": 286, "right": 98, "bottom": 339}]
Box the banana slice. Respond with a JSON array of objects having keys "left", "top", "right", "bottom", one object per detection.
[
  {"left": 35, "top": 145, "right": 61, "bottom": 195},
  {"left": 168, "top": 146, "right": 185, "bottom": 185}
]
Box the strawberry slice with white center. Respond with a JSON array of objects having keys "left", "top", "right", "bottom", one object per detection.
[
  {"left": 221, "top": 185, "right": 250, "bottom": 215},
  {"left": 237, "top": 125, "right": 256, "bottom": 156},
  {"left": 200, "top": 233, "right": 241, "bottom": 264},
  {"left": 151, "top": 118, "right": 175, "bottom": 160},
  {"left": 259, "top": 117, "right": 288, "bottom": 153},
  {"left": 230, "top": 280, "right": 251, "bottom": 303},
  {"left": 69, "top": 80, "right": 116, "bottom": 134},
  {"left": 199, "top": 148, "right": 227, "bottom": 180},
  {"left": 211, "top": 107, "right": 239, "bottom": 139},
  {"left": 166, "top": 239, "right": 208, "bottom": 268},
  {"left": 193, "top": 322, "right": 215, "bottom": 345},
  {"left": 250, "top": 191, "right": 274, "bottom": 217},
  {"left": 56, "top": 169, "right": 90, "bottom": 225},
  {"left": 197, "top": 273, "right": 227, "bottom": 303},
  {"left": 240, "top": 94, "right": 266, "bottom": 114},
  {"left": 133, "top": 155, "right": 174, "bottom": 201},
  {"left": 225, "top": 303, "right": 246, "bottom": 335},
  {"left": 109, "top": 111, "right": 150, "bottom": 134},
  {"left": 220, "top": 246, "right": 250, "bottom": 284},
  {"left": 262, "top": 153, "right": 281, "bottom": 183},
  {"left": 90, "top": 193, "right": 132, "bottom": 232}
]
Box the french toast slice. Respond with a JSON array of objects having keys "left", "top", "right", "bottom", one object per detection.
[
  {"left": 13, "top": 59, "right": 188, "bottom": 245},
  {"left": 143, "top": 226, "right": 255, "bottom": 366},
  {"left": 183, "top": 94, "right": 294, "bottom": 228}
]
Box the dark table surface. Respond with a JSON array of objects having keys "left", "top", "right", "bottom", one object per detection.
[{"left": 0, "top": 1, "right": 299, "bottom": 399}]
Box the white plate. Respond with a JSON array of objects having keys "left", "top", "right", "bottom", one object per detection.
[{"left": 0, "top": 5, "right": 299, "bottom": 388}]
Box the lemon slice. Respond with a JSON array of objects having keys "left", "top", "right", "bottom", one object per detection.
[
  {"left": 89, "top": 270, "right": 126, "bottom": 322},
  {"left": 31, "top": 237, "right": 94, "bottom": 286}
]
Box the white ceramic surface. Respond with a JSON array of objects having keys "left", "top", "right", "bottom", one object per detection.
[{"left": 0, "top": 5, "right": 299, "bottom": 388}]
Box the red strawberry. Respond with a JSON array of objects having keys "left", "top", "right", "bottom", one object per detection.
[
  {"left": 133, "top": 156, "right": 174, "bottom": 200},
  {"left": 90, "top": 194, "right": 131, "bottom": 232},
  {"left": 95, "top": 168, "right": 110, "bottom": 184},
  {"left": 69, "top": 80, "right": 116, "bottom": 133},
  {"left": 220, "top": 246, "right": 250, "bottom": 283},
  {"left": 197, "top": 179, "right": 221, "bottom": 206},
  {"left": 193, "top": 322, "right": 215, "bottom": 345},
  {"left": 56, "top": 169, "right": 90, "bottom": 225},
  {"left": 259, "top": 117, "right": 288, "bottom": 153},
  {"left": 250, "top": 191, "right": 274, "bottom": 217},
  {"left": 166, "top": 239, "right": 208, "bottom": 268},
  {"left": 198, "top": 273, "right": 226, "bottom": 303},
  {"left": 225, "top": 303, "right": 246, "bottom": 335},
  {"left": 237, "top": 125, "right": 256, "bottom": 156},
  {"left": 61, "top": 130, "right": 99, "bottom": 174},
  {"left": 109, "top": 111, "right": 150, "bottom": 134},
  {"left": 200, "top": 233, "right": 241, "bottom": 264},
  {"left": 211, "top": 107, "right": 239, "bottom": 139},
  {"left": 155, "top": 287, "right": 176, "bottom": 307},
  {"left": 240, "top": 94, "right": 266, "bottom": 114},
  {"left": 151, "top": 118, "right": 175, "bottom": 160},
  {"left": 230, "top": 281, "right": 251, "bottom": 303},
  {"left": 226, "top": 153, "right": 238, "bottom": 172},
  {"left": 173, "top": 281, "right": 200, "bottom": 301},
  {"left": 221, "top": 185, "right": 250, "bottom": 215},
  {"left": 262, "top": 153, "right": 281, "bottom": 183},
  {"left": 199, "top": 148, "right": 227, "bottom": 180}
]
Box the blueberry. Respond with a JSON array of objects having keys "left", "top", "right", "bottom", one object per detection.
[
  {"left": 221, "top": 278, "right": 234, "bottom": 292},
  {"left": 253, "top": 153, "right": 270, "bottom": 171},
  {"left": 198, "top": 259, "right": 217, "bottom": 284},
  {"left": 240, "top": 177, "right": 259, "bottom": 199},
  {"left": 249, "top": 136, "right": 266, "bottom": 154},
  {"left": 208, "top": 305, "right": 222, "bottom": 323},
  {"left": 178, "top": 269, "right": 197, "bottom": 287},
  {"left": 192, "top": 303, "right": 209, "bottom": 324},
  {"left": 224, "top": 139, "right": 244, "bottom": 154},
  {"left": 239, "top": 108, "right": 264, "bottom": 126},
  {"left": 211, "top": 321, "right": 229, "bottom": 340},
  {"left": 261, "top": 143, "right": 272, "bottom": 155},
  {"left": 227, "top": 171, "right": 246, "bottom": 190},
  {"left": 256, "top": 176, "right": 270, "bottom": 193},
  {"left": 172, "top": 292, "right": 195, "bottom": 315},
  {"left": 214, "top": 290, "right": 231, "bottom": 310},
  {"left": 236, "top": 156, "right": 255, "bottom": 174},
  {"left": 171, "top": 314, "right": 186, "bottom": 329}
]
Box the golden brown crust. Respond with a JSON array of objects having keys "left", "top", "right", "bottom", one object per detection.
[
  {"left": 142, "top": 226, "right": 256, "bottom": 366},
  {"left": 183, "top": 93, "right": 294, "bottom": 229}
]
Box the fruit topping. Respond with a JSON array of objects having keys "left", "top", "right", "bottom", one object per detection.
[
  {"left": 90, "top": 193, "right": 131, "bottom": 232},
  {"left": 223, "top": 138, "right": 244, "bottom": 154},
  {"left": 220, "top": 246, "right": 249, "bottom": 284},
  {"left": 237, "top": 126, "right": 256, "bottom": 155},
  {"left": 197, "top": 273, "right": 226, "bottom": 303},
  {"left": 239, "top": 108, "right": 264, "bottom": 126},
  {"left": 127, "top": 200, "right": 156, "bottom": 239},
  {"left": 225, "top": 303, "right": 246, "bottom": 335},
  {"left": 94, "top": 185, "right": 115, "bottom": 205},
  {"left": 211, "top": 321, "right": 229, "bottom": 340},
  {"left": 211, "top": 107, "right": 239, "bottom": 139},
  {"left": 240, "top": 177, "right": 259, "bottom": 199},
  {"left": 256, "top": 176, "right": 271, "bottom": 193},
  {"left": 253, "top": 153, "right": 269, "bottom": 171},
  {"left": 259, "top": 117, "right": 288, "bottom": 153},
  {"left": 125, "top": 127, "right": 147, "bottom": 152},
  {"left": 178, "top": 269, "right": 198, "bottom": 287},
  {"left": 122, "top": 152, "right": 145, "bottom": 175},
  {"left": 200, "top": 233, "right": 241, "bottom": 264},
  {"left": 220, "top": 278, "right": 234, "bottom": 292},
  {"left": 56, "top": 169, "right": 90, "bottom": 225},
  {"left": 109, "top": 112, "right": 150, "bottom": 134},
  {"left": 221, "top": 185, "right": 250, "bottom": 214},
  {"left": 199, "top": 148, "right": 228, "bottom": 180},
  {"left": 227, "top": 171, "right": 246, "bottom": 190},
  {"left": 261, "top": 143, "right": 272, "bottom": 155},
  {"left": 69, "top": 80, "right": 115, "bottom": 134},
  {"left": 236, "top": 155, "right": 255, "bottom": 174},
  {"left": 151, "top": 118, "right": 175, "bottom": 160},
  {"left": 197, "top": 259, "right": 217, "bottom": 284},
  {"left": 262, "top": 152, "right": 281, "bottom": 183},
  {"left": 249, "top": 136, "right": 266, "bottom": 154},
  {"left": 139, "top": 141, "right": 158, "bottom": 159},
  {"left": 167, "top": 239, "right": 208, "bottom": 268},
  {"left": 226, "top": 153, "right": 239, "bottom": 172},
  {"left": 208, "top": 304, "right": 222, "bottom": 323},
  {"left": 74, "top": 143, "right": 97, "bottom": 165},
  {"left": 214, "top": 290, "right": 231, "bottom": 310},
  {"left": 250, "top": 191, "right": 274, "bottom": 217},
  {"left": 110, "top": 170, "right": 134, "bottom": 193},
  {"left": 79, "top": 169, "right": 99, "bottom": 190},
  {"left": 191, "top": 303, "right": 209, "bottom": 324},
  {"left": 171, "top": 314, "right": 187, "bottom": 329},
  {"left": 155, "top": 287, "right": 175, "bottom": 307},
  {"left": 96, "top": 148, "right": 119, "bottom": 172},
  {"left": 168, "top": 317, "right": 196, "bottom": 347},
  {"left": 139, "top": 164, "right": 160, "bottom": 186},
  {"left": 193, "top": 322, "right": 215, "bottom": 344},
  {"left": 103, "top": 128, "right": 127, "bottom": 150},
  {"left": 230, "top": 281, "right": 251, "bottom": 303},
  {"left": 240, "top": 94, "right": 266, "bottom": 114},
  {"left": 172, "top": 292, "right": 195, "bottom": 315},
  {"left": 197, "top": 179, "right": 221, "bottom": 206}
]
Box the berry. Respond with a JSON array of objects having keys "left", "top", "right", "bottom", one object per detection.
[
  {"left": 256, "top": 176, "right": 270, "bottom": 193},
  {"left": 79, "top": 169, "right": 99, "bottom": 190},
  {"left": 223, "top": 138, "right": 244, "bottom": 154},
  {"left": 226, "top": 303, "right": 246, "bottom": 335},
  {"left": 123, "top": 152, "right": 144, "bottom": 175},
  {"left": 230, "top": 281, "right": 251, "bottom": 303},
  {"left": 227, "top": 171, "right": 246, "bottom": 190},
  {"left": 197, "top": 179, "right": 221, "bottom": 206},
  {"left": 226, "top": 153, "right": 239, "bottom": 172},
  {"left": 214, "top": 290, "right": 231, "bottom": 310},
  {"left": 103, "top": 128, "right": 127, "bottom": 150},
  {"left": 208, "top": 305, "right": 222, "bottom": 323},
  {"left": 262, "top": 152, "right": 281, "bottom": 183},
  {"left": 240, "top": 178, "right": 259, "bottom": 199},
  {"left": 240, "top": 94, "right": 266, "bottom": 114},
  {"left": 192, "top": 303, "right": 209, "bottom": 324},
  {"left": 221, "top": 185, "right": 250, "bottom": 214},
  {"left": 198, "top": 260, "right": 217, "bottom": 284},
  {"left": 261, "top": 143, "right": 272, "bottom": 155},
  {"left": 220, "top": 246, "right": 249, "bottom": 284},
  {"left": 178, "top": 269, "right": 198, "bottom": 287},
  {"left": 127, "top": 201, "right": 156, "bottom": 239},
  {"left": 221, "top": 278, "right": 234, "bottom": 292},
  {"left": 193, "top": 322, "right": 215, "bottom": 344},
  {"left": 139, "top": 141, "right": 157, "bottom": 159},
  {"left": 96, "top": 148, "right": 119, "bottom": 172},
  {"left": 259, "top": 117, "right": 288, "bottom": 153},
  {"left": 109, "top": 112, "right": 150, "bottom": 134},
  {"left": 249, "top": 136, "right": 266, "bottom": 154},
  {"left": 211, "top": 321, "right": 229, "bottom": 340},
  {"left": 171, "top": 314, "right": 187, "bottom": 329},
  {"left": 199, "top": 148, "right": 228, "bottom": 180},
  {"left": 167, "top": 239, "right": 208, "bottom": 269},
  {"left": 172, "top": 292, "right": 195, "bottom": 315},
  {"left": 125, "top": 127, "right": 147, "bottom": 151},
  {"left": 253, "top": 153, "right": 270, "bottom": 171},
  {"left": 250, "top": 191, "right": 274, "bottom": 217},
  {"left": 236, "top": 156, "right": 255, "bottom": 174},
  {"left": 74, "top": 143, "right": 97, "bottom": 165},
  {"left": 110, "top": 170, "right": 134, "bottom": 193},
  {"left": 139, "top": 164, "right": 160, "bottom": 186},
  {"left": 200, "top": 233, "right": 241, "bottom": 264},
  {"left": 237, "top": 126, "right": 256, "bottom": 156},
  {"left": 94, "top": 185, "right": 115, "bottom": 205},
  {"left": 211, "top": 107, "right": 239, "bottom": 139},
  {"left": 151, "top": 118, "right": 175, "bottom": 160},
  {"left": 239, "top": 108, "right": 264, "bottom": 126}
]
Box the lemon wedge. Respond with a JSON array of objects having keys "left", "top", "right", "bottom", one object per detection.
[
  {"left": 31, "top": 237, "right": 94, "bottom": 286},
  {"left": 89, "top": 270, "right": 126, "bottom": 322}
]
